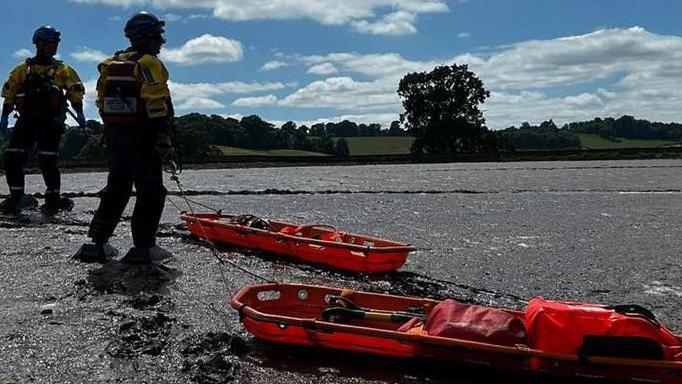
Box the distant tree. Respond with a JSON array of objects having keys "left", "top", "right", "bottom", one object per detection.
[
  {"left": 334, "top": 137, "right": 350, "bottom": 158},
  {"left": 335, "top": 120, "right": 359, "bottom": 137},
  {"left": 367, "top": 123, "right": 382, "bottom": 136},
  {"left": 175, "top": 124, "right": 220, "bottom": 158},
  {"left": 496, "top": 120, "right": 581, "bottom": 150},
  {"left": 312, "top": 135, "right": 335, "bottom": 154},
  {"left": 398, "top": 63, "right": 490, "bottom": 154},
  {"left": 76, "top": 135, "right": 106, "bottom": 161},
  {"left": 60, "top": 128, "right": 90, "bottom": 160},
  {"left": 387, "top": 120, "right": 407, "bottom": 136},
  {"left": 240, "top": 115, "right": 277, "bottom": 149},
  {"left": 310, "top": 123, "right": 326, "bottom": 137}
]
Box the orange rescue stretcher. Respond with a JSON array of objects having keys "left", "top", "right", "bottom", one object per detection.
[
  {"left": 230, "top": 283, "right": 682, "bottom": 384},
  {"left": 181, "top": 212, "right": 415, "bottom": 273}
]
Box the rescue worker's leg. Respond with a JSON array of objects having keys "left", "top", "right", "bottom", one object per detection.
[
  {"left": 121, "top": 129, "right": 172, "bottom": 264},
  {"left": 1, "top": 119, "right": 32, "bottom": 214},
  {"left": 74, "top": 127, "right": 128, "bottom": 262},
  {"left": 37, "top": 121, "right": 72, "bottom": 212},
  {"left": 87, "top": 127, "right": 133, "bottom": 243}
]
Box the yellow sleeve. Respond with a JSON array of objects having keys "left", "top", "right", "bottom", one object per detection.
[
  {"left": 58, "top": 64, "right": 85, "bottom": 104},
  {"left": 135, "top": 54, "right": 172, "bottom": 118},
  {"left": 95, "top": 58, "right": 113, "bottom": 110},
  {"left": 1, "top": 63, "right": 28, "bottom": 105}
]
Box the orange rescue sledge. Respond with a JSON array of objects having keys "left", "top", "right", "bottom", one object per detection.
[
  {"left": 181, "top": 212, "right": 415, "bottom": 273},
  {"left": 230, "top": 283, "right": 682, "bottom": 384}
]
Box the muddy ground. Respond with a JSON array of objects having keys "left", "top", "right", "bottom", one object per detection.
[{"left": 0, "top": 160, "right": 680, "bottom": 383}]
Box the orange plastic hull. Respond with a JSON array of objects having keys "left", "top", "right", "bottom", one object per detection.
[
  {"left": 181, "top": 213, "right": 414, "bottom": 273},
  {"left": 230, "top": 283, "right": 682, "bottom": 384}
]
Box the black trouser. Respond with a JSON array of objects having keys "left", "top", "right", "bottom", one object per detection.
[
  {"left": 88, "top": 124, "right": 166, "bottom": 248},
  {"left": 3, "top": 116, "right": 64, "bottom": 204}
]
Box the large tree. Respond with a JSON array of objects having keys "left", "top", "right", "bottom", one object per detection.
[{"left": 398, "top": 63, "right": 490, "bottom": 155}]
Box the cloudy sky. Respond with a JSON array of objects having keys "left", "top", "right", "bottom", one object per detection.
[{"left": 2, "top": 0, "right": 681, "bottom": 129}]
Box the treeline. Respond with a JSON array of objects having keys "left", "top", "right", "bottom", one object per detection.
[
  {"left": 496, "top": 115, "right": 682, "bottom": 150},
  {"left": 0, "top": 113, "right": 680, "bottom": 162},
  {"left": 0, "top": 113, "right": 408, "bottom": 162},
  {"left": 496, "top": 120, "right": 581, "bottom": 150},
  {"left": 565, "top": 115, "right": 682, "bottom": 141},
  {"left": 172, "top": 113, "right": 407, "bottom": 157}
]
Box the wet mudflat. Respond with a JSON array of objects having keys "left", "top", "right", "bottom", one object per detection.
[{"left": 0, "top": 159, "right": 680, "bottom": 383}]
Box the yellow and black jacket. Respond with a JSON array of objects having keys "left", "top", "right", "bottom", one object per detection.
[
  {"left": 96, "top": 49, "right": 173, "bottom": 125},
  {"left": 2, "top": 58, "right": 84, "bottom": 118}
]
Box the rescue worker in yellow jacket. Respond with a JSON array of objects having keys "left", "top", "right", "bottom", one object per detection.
[
  {"left": 74, "top": 12, "right": 175, "bottom": 264},
  {"left": 0, "top": 26, "right": 86, "bottom": 215}
]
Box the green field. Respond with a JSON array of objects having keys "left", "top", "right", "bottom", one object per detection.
[
  {"left": 218, "top": 135, "right": 679, "bottom": 157},
  {"left": 216, "top": 146, "right": 329, "bottom": 156},
  {"left": 338, "top": 136, "right": 414, "bottom": 156},
  {"left": 217, "top": 137, "right": 414, "bottom": 157},
  {"left": 578, "top": 134, "right": 678, "bottom": 149}
]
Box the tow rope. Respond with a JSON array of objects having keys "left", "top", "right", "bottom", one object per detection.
[{"left": 164, "top": 161, "right": 275, "bottom": 284}]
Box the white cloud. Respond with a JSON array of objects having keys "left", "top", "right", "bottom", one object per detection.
[
  {"left": 457, "top": 32, "right": 470, "bottom": 39},
  {"left": 351, "top": 11, "right": 417, "bottom": 36},
  {"left": 160, "top": 34, "right": 244, "bottom": 65},
  {"left": 307, "top": 63, "right": 338, "bottom": 75},
  {"left": 302, "top": 52, "right": 439, "bottom": 78},
  {"left": 285, "top": 27, "right": 682, "bottom": 128},
  {"left": 291, "top": 113, "right": 400, "bottom": 129},
  {"left": 232, "top": 95, "right": 279, "bottom": 107},
  {"left": 177, "top": 97, "right": 226, "bottom": 110},
  {"left": 169, "top": 80, "right": 287, "bottom": 111},
  {"left": 70, "top": 0, "right": 451, "bottom": 34},
  {"left": 281, "top": 77, "right": 399, "bottom": 110},
  {"left": 163, "top": 13, "right": 183, "bottom": 22},
  {"left": 71, "top": 47, "right": 108, "bottom": 62},
  {"left": 260, "top": 60, "right": 287, "bottom": 71},
  {"left": 13, "top": 49, "right": 32, "bottom": 59}
]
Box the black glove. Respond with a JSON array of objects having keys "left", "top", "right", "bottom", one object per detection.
[{"left": 154, "top": 133, "right": 175, "bottom": 163}]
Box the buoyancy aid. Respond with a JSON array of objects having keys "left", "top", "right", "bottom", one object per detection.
[
  {"left": 15, "top": 58, "right": 66, "bottom": 117},
  {"left": 99, "top": 53, "right": 144, "bottom": 125}
]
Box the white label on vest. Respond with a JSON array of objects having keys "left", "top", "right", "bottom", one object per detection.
[{"left": 103, "top": 97, "right": 137, "bottom": 114}]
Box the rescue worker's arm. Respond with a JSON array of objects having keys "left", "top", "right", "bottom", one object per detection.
[
  {"left": 1, "top": 103, "right": 12, "bottom": 119},
  {"left": 0, "top": 103, "right": 10, "bottom": 136},
  {"left": 1, "top": 65, "right": 24, "bottom": 119},
  {"left": 60, "top": 65, "right": 87, "bottom": 127},
  {"left": 0, "top": 65, "right": 24, "bottom": 134},
  {"left": 136, "top": 55, "right": 173, "bottom": 134},
  {"left": 136, "top": 55, "right": 175, "bottom": 161},
  {"left": 63, "top": 65, "right": 85, "bottom": 106}
]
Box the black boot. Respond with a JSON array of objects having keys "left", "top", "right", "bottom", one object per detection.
[
  {"left": 121, "top": 246, "right": 174, "bottom": 265},
  {"left": 73, "top": 242, "right": 119, "bottom": 263},
  {"left": 41, "top": 197, "right": 75, "bottom": 215},
  {"left": 0, "top": 197, "right": 20, "bottom": 216}
]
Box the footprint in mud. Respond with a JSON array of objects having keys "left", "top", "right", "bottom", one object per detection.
[
  {"left": 107, "top": 312, "right": 175, "bottom": 358},
  {"left": 83, "top": 263, "right": 181, "bottom": 297},
  {"left": 125, "top": 292, "right": 175, "bottom": 312},
  {"left": 180, "top": 332, "right": 248, "bottom": 384}
]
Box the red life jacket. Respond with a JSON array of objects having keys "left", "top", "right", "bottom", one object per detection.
[
  {"left": 100, "top": 53, "right": 144, "bottom": 125},
  {"left": 525, "top": 298, "right": 682, "bottom": 360}
]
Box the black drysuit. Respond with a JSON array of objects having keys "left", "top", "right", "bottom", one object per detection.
[{"left": 87, "top": 124, "right": 167, "bottom": 247}]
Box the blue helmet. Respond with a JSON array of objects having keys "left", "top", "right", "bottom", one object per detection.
[
  {"left": 32, "top": 26, "right": 61, "bottom": 44},
  {"left": 124, "top": 11, "right": 165, "bottom": 42}
]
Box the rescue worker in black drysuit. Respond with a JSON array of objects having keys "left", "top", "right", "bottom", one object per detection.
[
  {"left": 74, "top": 12, "right": 175, "bottom": 264},
  {"left": 0, "top": 26, "right": 86, "bottom": 215}
]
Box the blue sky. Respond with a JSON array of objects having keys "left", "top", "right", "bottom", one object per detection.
[{"left": 2, "top": 0, "right": 681, "bottom": 129}]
